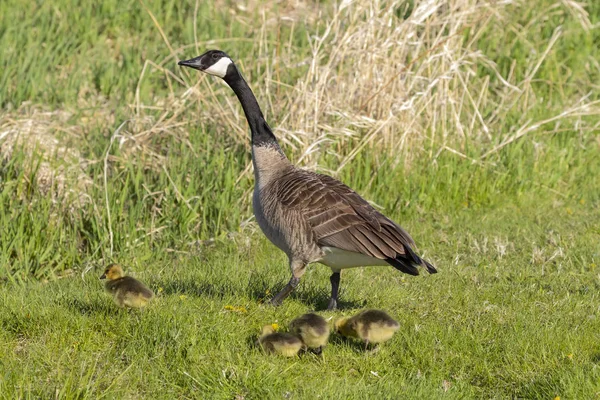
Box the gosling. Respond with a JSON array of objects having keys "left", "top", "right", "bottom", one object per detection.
[
  {"left": 256, "top": 325, "right": 303, "bottom": 357},
  {"left": 100, "top": 264, "right": 154, "bottom": 309},
  {"left": 289, "top": 313, "right": 330, "bottom": 354},
  {"left": 335, "top": 309, "right": 399, "bottom": 349}
]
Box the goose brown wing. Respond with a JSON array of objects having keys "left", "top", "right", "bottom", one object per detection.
[{"left": 277, "top": 170, "right": 417, "bottom": 261}]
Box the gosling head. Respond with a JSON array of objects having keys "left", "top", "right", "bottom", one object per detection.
[
  {"left": 260, "top": 324, "right": 281, "bottom": 337},
  {"left": 334, "top": 317, "right": 349, "bottom": 334},
  {"left": 334, "top": 316, "right": 358, "bottom": 338},
  {"left": 178, "top": 49, "right": 234, "bottom": 79},
  {"left": 100, "top": 263, "right": 125, "bottom": 281}
]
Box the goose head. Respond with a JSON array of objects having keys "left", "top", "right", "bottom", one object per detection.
[{"left": 178, "top": 50, "right": 234, "bottom": 79}]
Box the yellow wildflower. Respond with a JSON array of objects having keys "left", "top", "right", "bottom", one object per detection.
[{"left": 223, "top": 305, "right": 248, "bottom": 313}]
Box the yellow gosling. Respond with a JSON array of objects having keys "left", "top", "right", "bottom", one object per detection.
[
  {"left": 100, "top": 264, "right": 154, "bottom": 309},
  {"left": 335, "top": 309, "right": 399, "bottom": 348},
  {"left": 289, "top": 313, "right": 330, "bottom": 354},
  {"left": 256, "top": 325, "right": 303, "bottom": 357}
]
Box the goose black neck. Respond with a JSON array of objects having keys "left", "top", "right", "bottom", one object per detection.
[{"left": 224, "top": 68, "right": 282, "bottom": 151}]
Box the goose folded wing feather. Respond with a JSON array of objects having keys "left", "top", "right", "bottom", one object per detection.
[{"left": 275, "top": 170, "right": 416, "bottom": 260}]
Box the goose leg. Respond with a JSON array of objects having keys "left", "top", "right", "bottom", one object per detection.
[
  {"left": 326, "top": 272, "right": 341, "bottom": 310},
  {"left": 270, "top": 259, "right": 306, "bottom": 306}
]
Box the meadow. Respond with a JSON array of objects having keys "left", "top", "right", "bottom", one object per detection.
[{"left": 0, "top": 0, "right": 599, "bottom": 398}]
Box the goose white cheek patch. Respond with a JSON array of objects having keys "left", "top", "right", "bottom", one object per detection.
[{"left": 204, "top": 57, "right": 233, "bottom": 78}]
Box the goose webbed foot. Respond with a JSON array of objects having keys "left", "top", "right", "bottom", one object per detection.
[
  {"left": 269, "top": 276, "right": 300, "bottom": 306},
  {"left": 326, "top": 298, "right": 337, "bottom": 311}
]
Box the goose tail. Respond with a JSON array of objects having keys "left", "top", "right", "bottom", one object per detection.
[{"left": 386, "top": 245, "right": 437, "bottom": 275}]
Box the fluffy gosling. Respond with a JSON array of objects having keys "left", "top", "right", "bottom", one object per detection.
[
  {"left": 100, "top": 264, "right": 154, "bottom": 309},
  {"left": 335, "top": 309, "right": 399, "bottom": 349},
  {"left": 289, "top": 313, "right": 330, "bottom": 354},
  {"left": 256, "top": 325, "right": 303, "bottom": 357}
]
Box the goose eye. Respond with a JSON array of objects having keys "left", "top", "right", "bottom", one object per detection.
[{"left": 212, "top": 53, "right": 219, "bottom": 59}]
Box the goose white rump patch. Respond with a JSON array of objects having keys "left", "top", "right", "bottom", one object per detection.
[
  {"left": 319, "top": 246, "right": 389, "bottom": 270},
  {"left": 204, "top": 57, "right": 233, "bottom": 78}
]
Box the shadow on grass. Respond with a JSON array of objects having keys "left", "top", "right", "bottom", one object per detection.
[
  {"left": 246, "top": 332, "right": 327, "bottom": 359},
  {"left": 513, "top": 374, "right": 564, "bottom": 399},
  {"left": 245, "top": 333, "right": 262, "bottom": 352},
  {"left": 258, "top": 270, "right": 367, "bottom": 310},
  {"left": 590, "top": 353, "right": 600, "bottom": 364},
  {"left": 1, "top": 311, "right": 47, "bottom": 338},
  {"left": 287, "top": 286, "right": 367, "bottom": 311},
  {"left": 328, "top": 333, "right": 372, "bottom": 353},
  {"left": 157, "top": 279, "right": 236, "bottom": 299},
  {"left": 152, "top": 272, "right": 366, "bottom": 310},
  {"left": 61, "top": 297, "right": 121, "bottom": 316}
]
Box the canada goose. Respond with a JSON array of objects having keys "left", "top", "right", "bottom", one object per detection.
[
  {"left": 100, "top": 264, "right": 154, "bottom": 308},
  {"left": 179, "top": 50, "right": 437, "bottom": 310},
  {"left": 256, "top": 324, "right": 303, "bottom": 357},
  {"left": 289, "top": 313, "right": 330, "bottom": 354},
  {"left": 334, "top": 309, "right": 399, "bottom": 348}
]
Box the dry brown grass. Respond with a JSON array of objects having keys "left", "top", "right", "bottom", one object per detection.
[
  {"left": 0, "top": 103, "right": 92, "bottom": 205},
  {"left": 130, "top": 0, "right": 599, "bottom": 174},
  {"left": 2, "top": 0, "right": 598, "bottom": 207}
]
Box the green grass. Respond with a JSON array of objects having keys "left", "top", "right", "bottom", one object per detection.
[
  {"left": 1, "top": 138, "right": 598, "bottom": 398},
  {"left": 1, "top": 191, "right": 599, "bottom": 398},
  {"left": 1, "top": 0, "right": 600, "bottom": 398}
]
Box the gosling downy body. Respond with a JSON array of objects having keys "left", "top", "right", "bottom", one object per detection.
[
  {"left": 256, "top": 325, "right": 303, "bottom": 357},
  {"left": 289, "top": 313, "right": 330, "bottom": 354},
  {"left": 178, "top": 50, "right": 437, "bottom": 310},
  {"left": 335, "top": 309, "right": 399, "bottom": 347},
  {"left": 100, "top": 264, "right": 154, "bottom": 309}
]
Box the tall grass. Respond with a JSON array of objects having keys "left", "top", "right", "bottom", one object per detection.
[
  {"left": 156, "top": 0, "right": 600, "bottom": 166},
  {"left": 0, "top": 0, "right": 599, "bottom": 279}
]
